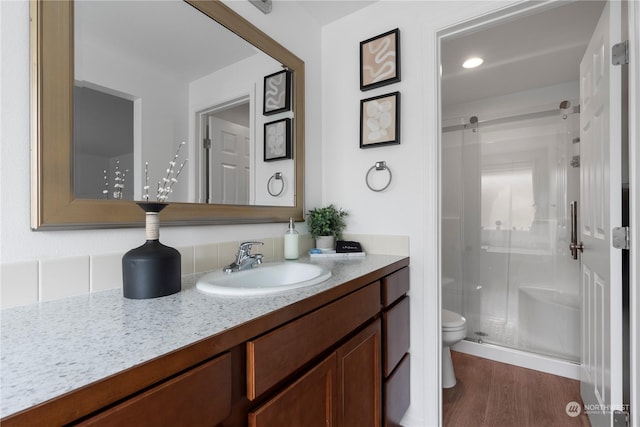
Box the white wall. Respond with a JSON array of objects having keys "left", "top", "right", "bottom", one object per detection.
[
  {"left": 188, "top": 53, "right": 296, "bottom": 206},
  {"left": 320, "top": 1, "right": 515, "bottom": 425},
  {"left": 223, "top": 0, "right": 324, "bottom": 209},
  {"left": 0, "top": 0, "right": 322, "bottom": 264},
  {"left": 5, "top": 1, "right": 638, "bottom": 425},
  {"left": 0, "top": 0, "right": 535, "bottom": 424},
  {"left": 76, "top": 28, "right": 191, "bottom": 202}
]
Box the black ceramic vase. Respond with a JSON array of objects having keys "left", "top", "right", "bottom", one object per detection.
[{"left": 122, "top": 202, "right": 181, "bottom": 299}]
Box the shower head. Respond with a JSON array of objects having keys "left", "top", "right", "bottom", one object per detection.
[
  {"left": 469, "top": 116, "right": 479, "bottom": 124},
  {"left": 559, "top": 100, "right": 571, "bottom": 110}
]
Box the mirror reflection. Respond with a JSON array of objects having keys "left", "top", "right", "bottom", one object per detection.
[{"left": 73, "top": 0, "right": 295, "bottom": 206}]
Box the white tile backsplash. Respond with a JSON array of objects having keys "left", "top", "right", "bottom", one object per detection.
[
  {"left": 342, "top": 234, "right": 409, "bottom": 256},
  {"left": 1, "top": 234, "right": 408, "bottom": 305},
  {"left": 177, "top": 246, "right": 195, "bottom": 275},
  {"left": 40, "top": 256, "right": 90, "bottom": 302},
  {"left": 1, "top": 261, "right": 39, "bottom": 308},
  {"left": 369, "top": 235, "right": 390, "bottom": 255},
  {"left": 343, "top": 234, "right": 372, "bottom": 253},
  {"left": 219, "top": 241, "right": 240, "bottom": 267},
  {"left": 90, "top": 253, "right": 122, "bottom": 292},
  {"left": 300, "top": 234, "right": 314, "bottom": 254},
  {"left": 259, "top": 238, "right": 275, "bottom": 261},
  {"left": 387, "top": 235, "right": 410, "bottom": 256},
  {"left": 273, "top": 236, "right": 286, "bottom": 259},
  {"left": 194, "top": 243, "right": 219, "bottom": 273}
]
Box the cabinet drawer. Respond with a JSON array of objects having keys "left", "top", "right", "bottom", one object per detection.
[
  {"left": 247, "top": 282, "right": 380, "bottom": 400},
  {"left": 384, "top": 353, "right": 410, "bottom": 427},
  {"left": 383, "top": 296, "right": 410, "bottom": 377},
  {"left": 78, "top": 353, "right": 232, "bottom": 427},
  {"left": 381, "top": 267, "right": 409, "bottom": 307}
]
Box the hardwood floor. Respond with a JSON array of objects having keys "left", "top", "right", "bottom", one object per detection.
[{"left": 443, "top": 351, "right": 591, "bottom": 427}]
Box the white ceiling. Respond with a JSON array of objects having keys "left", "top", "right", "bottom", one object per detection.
[
  {"left": 75, "top": 1, "right": 260, "bottom": 83},
  {"left": 441, "top": 1, "right": 606, "bottom": 106},
  {"left": 294, "top": 0, "right": 377, "bottom": 25},
  {"left": 75, "top": 1, "right": 377, "bottom": 84}
]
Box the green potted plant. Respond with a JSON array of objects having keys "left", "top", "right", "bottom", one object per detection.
[{"left": 306, "top": 204, "right": 348, "bottom": 249}]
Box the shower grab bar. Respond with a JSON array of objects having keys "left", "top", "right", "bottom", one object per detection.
[{"left": 569, "top": 201, "right": 584, "bottom": 259}]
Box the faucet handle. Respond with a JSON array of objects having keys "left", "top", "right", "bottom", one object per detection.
[{"left": 239, "top": 241, "right": 264, "bottom": 254}]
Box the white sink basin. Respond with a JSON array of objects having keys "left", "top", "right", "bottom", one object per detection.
[{"left": 196, "top": 262, "right": 332, "bottom": 296}]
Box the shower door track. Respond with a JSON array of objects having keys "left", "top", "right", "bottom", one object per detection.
[{"left": 442, "top": 105, "right": 580, "bottom": 133}]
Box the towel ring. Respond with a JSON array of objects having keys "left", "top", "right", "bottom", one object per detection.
[
  {"left": 267, "top": 172, "right": 285, "bottom": 197},
  {"left": 365, "top": 161, "right": 392, "bottom": 192}
]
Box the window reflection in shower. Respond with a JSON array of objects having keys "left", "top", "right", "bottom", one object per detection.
[{"left": 441, "top": 104, "right": 581, "bottom": 362}]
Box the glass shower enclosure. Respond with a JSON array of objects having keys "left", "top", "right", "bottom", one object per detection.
[{"left": 441, "top": 103, "right": 581, "bottom": 362}]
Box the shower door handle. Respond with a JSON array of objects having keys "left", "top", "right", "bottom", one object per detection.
[{"left": 569, "top": 201, "right": 584, "bottom": 259}]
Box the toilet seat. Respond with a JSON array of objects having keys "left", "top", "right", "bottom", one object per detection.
[{"left": 442, "top": 309, "right": 466, "bottom": 331}]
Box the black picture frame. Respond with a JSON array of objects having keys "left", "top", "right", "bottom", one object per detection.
[
  {"left": 360, "top": 28, "right": 401, "bottom": 91},
  {"left": 360, "top": 92, "right": 400, "bottom": 149},
  {"left": 264, "top": 118, "right": 292, "bottom": 161},
  {"left": 263, "top": 70, "right": 291, "bottom": 115}
]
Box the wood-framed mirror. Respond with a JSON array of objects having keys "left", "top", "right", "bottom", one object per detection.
[{"left": 30, "top": 0, "right": 305, "bottom": 229}]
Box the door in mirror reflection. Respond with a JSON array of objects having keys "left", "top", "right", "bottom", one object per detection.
[{"left": 199, "top": 99, "right": 251, "bottom": 205}]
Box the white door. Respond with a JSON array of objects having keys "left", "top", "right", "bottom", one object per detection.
[
  {"left": 579, "top": 1, "right": 624, "bottom": 425},
  {"left": 209, "top": 116, "right": 250, "bottom": 205}
]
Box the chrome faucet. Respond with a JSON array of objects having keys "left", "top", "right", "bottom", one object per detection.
[{"left": 223, "top": 241, "right": 264, "bottom": 273}]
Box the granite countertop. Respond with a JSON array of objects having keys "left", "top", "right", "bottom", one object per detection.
[{"left": 0, "top": 254, "right": 406, "bottom": 419}]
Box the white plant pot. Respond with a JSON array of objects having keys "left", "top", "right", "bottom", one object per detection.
[{"left": 315, "top": 235, "right": 335, "bottom": 250}]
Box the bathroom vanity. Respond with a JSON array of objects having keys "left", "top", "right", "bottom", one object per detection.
[{"left": 1, "top": 255, "right": 410, "bottom": 426}]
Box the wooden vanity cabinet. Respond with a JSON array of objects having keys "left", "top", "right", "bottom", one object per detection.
[
  {"left": 248, "top": 266, "right": 410, "bottom": 427},
  {"left": 248, "top": 283, "right": 382, "bottom": 427},
  {"left": 2, "top": 259, "right": 411, "bottom": 427},
  {"left": 246, "top": 283, "right": 380, "bottom": 400},
  {"left": 381, "top": 267, "right": 411, "bottom": 427},
  {"left": 249, "top": 320, "right": 382, "bottom": 427}
]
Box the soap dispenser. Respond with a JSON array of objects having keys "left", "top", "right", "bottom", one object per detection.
[{"left": 284, "top": 217, "right": 299, "bottom": 260}]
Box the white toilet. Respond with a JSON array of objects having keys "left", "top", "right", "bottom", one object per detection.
[{"left": 441, "top": 309, "right": 467, "bottom": 388}]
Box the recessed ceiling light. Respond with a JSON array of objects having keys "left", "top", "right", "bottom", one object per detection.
[{"left": 462, "top": 57, "right": 483, "bottom": 69}]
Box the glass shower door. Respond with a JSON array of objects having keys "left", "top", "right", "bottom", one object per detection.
[{"left": 443, "top": 108, "right": 581, "bottom": 362}]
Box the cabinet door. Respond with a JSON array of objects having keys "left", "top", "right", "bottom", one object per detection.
[
  {"left": 249, "top": 353, "right": 338, "bottom": 427},
  {"left": 337, "top": 320, "right": 382, "bottom": 427}
]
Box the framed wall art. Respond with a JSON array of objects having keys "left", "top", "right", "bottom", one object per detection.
[
  {"left": 263, "top": 69, "right": 291, "bottom": 115},
  {"left": 360, "top": 28, "right": 400, "bottom": 91},
  {"left": 360, "top": 92, "right": 400, "bottom": 149},
  {"left": 264, "top": 118, "right": 292, "bottom": 161}
]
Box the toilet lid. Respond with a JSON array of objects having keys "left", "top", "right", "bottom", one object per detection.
[{"left": 442, "top": 309, "right": 466, "bottom": 329}]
